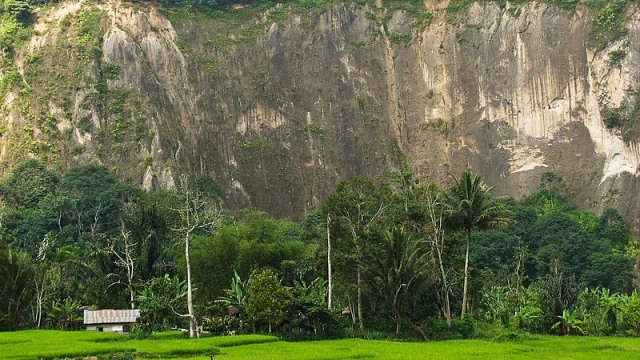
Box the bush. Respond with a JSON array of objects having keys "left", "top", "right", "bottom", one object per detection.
[
  {"left": 618, "top": 293, "right": 640, "bottom": 336},
  {"left": 453, "top": 317, "right": 476, "bottom": 339},
  {"left": 202, "top": 315, "right": 241, "bottom": 335},
  {"left": 421, "top": 317, "right": 476, "bottom": 340}
]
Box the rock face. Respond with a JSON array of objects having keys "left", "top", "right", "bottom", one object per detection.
[{"left": 3, "top": 1, "right": 640, "bottom": 224}]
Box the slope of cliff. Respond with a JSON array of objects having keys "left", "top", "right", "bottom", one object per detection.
[{"left": 1, "top": 0, "right": 639, "bottom": 223}]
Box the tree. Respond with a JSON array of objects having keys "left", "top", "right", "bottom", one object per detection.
[
  {"left": 0, "top": 159, "right": 58, "bottom": 210},
  {"left": 322, "top": 177, "right": 388, "bottom": 329},
  {"left": 59, "top": 163, "right": 138, "bottom": 237},
  {"left": 371, "top": 226, "right": 430, "bottom": 333},
  {"left": 0, "top": 160, "right": 61, "bottom": 258},
  {"left": 106, "top": 218, "right": 138, "bottom": 309},
  {"left": 47, "top": 298, "right": 83, "bottom": 330},
  {"left": 538, "top": 262, "right": 581, "bottom": 331},
  {"left": 32, "top": 258, "right": 62, "bottom": 329},
  {"left": 172, "top": 176, "right": 220, "bottom": 338},
  {"left": 246, "top": 268, "right": 291, "bottom": 333},
  {"left": 136, "top": 274, "right": 188, "bottom": 333},
  {"left": 0, "top": 241, "right": 34, "bottom": 330},
  {"left": 191, "top": 210, "right": 310, "bottom": 306},
  {"left": 290, "top": 276, "right": 337, "bottom": 338},
  {"left": 444, "top": 169, "right": 510, "bottom": 319},
  {"left": 423, "top": 185, "right": 453, "bottom": 326}
]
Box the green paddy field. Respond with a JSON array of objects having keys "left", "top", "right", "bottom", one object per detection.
[{"left": 2, "top": 330, "right": 640, "bottom": 359}]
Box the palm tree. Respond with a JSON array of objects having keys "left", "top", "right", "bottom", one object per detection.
[
  {"left": 445, "top": 169, "right": 510, "bottom": 319},
  {"left": 372, "top": 226, "right": 430, "bottom": 333}
]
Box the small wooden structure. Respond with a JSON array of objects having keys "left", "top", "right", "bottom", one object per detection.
[{"left": 84, "top": 309, "right": 140, "bottom": 333}]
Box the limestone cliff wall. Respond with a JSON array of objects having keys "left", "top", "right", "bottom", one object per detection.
[{"left": 3, "top": 0, "right": 640, "bottom": 224}]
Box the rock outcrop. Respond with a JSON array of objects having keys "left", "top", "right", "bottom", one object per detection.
[{"left": 2, "top": 0, "right": 640, "bottom": 224}]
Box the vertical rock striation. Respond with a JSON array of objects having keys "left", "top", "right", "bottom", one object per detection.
[{"left": 3, "top": 1, "right": 640, "bottom": 224}]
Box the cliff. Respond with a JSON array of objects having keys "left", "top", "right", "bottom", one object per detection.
[{"left": 2, "top": 0, "right": 640, "bottom": 223}]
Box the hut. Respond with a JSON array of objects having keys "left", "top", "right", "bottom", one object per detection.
[{"left": 84, "top": 309, "right": 140, "bottom": 333}]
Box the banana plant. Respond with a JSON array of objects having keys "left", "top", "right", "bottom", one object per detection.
[
  {"left": 552, "top": 309, "right": 584, "bottom": 336},
  {"left": 217, "top": 271, "right": 249, "bottom": 315}
]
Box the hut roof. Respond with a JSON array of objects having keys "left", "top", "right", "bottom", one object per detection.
[{"left": 84, "top": 309, "right": 140, "bottom": 325}]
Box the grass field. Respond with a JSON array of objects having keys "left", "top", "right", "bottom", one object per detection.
[{"left": 2, "top": 330, "right": 640, "bottom": 359}]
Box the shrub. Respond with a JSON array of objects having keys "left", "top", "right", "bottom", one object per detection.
[
  {"left": 202, "top": 315, "right": 241, "bottom": 335},
  {"left": 421, "top": 317, "right": 476, "bottom": 340},
  {"left": 618, "top": 292, "right": 640, "bottom": 336}
]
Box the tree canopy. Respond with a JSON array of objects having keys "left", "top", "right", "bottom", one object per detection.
[{"left": 0, "top": 161, "right": 636, "bottom": 338}]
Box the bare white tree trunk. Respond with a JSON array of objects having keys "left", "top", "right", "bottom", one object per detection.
[
  {"left": 107, "top": 220, "right": 138, "bottom": 310},
  {"left": 357, "top": 269, "right": 363, "bottom": 330},
  {"left": 174, "top": 175, "right": 219, "bottom": 339},
  {"left": 461, "top": 229, "right": 471, "bottom": 319},
  {"left": 33, "top": 277, "right": 45, "bottom": 328},
  {"left": 327, "top": 214, "right": 332, "bottom": 310},
  {"left": 426, "top": 193, "right": 452, "bottom": 326},
  {"left": 185, "top": 230, "right": 197, "bottom": 338}
]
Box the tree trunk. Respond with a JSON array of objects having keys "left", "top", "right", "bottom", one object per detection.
[
  {"left": 394, "top": 284, "right": 403, "bottom": 334},
  {"left": 327, "top": 214, "right": 332, "bottom": 310},
  {"left": 129, "top": 285, "right": 135, "bottom": 310},
  {"left": 34, "top": 278, "right": 44, "bottom": 328},
  {"left": 437, "top": 247, "right": 451, "bottom": 326},
  {"left": 427, "top": 194, "right": 451, "bottom": 326},
  {"left": 461, "top": 228, "right": 471, "bottom": 319},
  {"left": 185, "top": 233, "right": 198, "bottom": 338},
  {"left": 357, "top": 269, "right": 363, "bottom": 330}
]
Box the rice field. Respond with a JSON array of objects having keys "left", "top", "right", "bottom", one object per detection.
[{"left": 2, "top": 330, "right": 640, "bottom": 359}]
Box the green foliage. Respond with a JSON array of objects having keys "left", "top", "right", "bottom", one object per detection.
[
  {"left": 0, "top": 241, "right": 34, "bottom": 331},
  {"left": 192, "top": 173, "right": 225, "bottom": 200},
  {"left": 47, "top": 298, "right": 83, "bottom": 330},
  {"left": 217, "top": 271, "right": 250, "bottom": 315},
  {"left": 602, "top": 106, "right": 626, "bottom": 129},
  {"left": 388, "top": 32, "right": 411, "bottom": 45},
  {"left": 246, "top": 268, "right": 291, "bottom": 332},
  {"left": 618, "top": 291, "right": 640, "bottom": 336},
  {"left": 202, "top": 314, "right": 241, "bottom": 335},
  {"left": 601, "top": 102, "right": 639, "bottom": 142},
  {"left": 191, "top": 210, "right": 311, "bottom": 303},
  {"left": 0, "top": 159, "right": 59, "bottom": 209},
  {"left": 74, "top": 7, "right": 106, "bottom": 60},
  {"left": 4, "top": 0, "right": 32, "bottom": 25},
  {"left": 304, "top": 123, "right": 324, "bottom": 137},
  {"left": 0, "top": 158, "right": 636, "bottom": 339},
  {"left": 587, "top": 0, "right": 629, "bottom": 50},
  {"left": 537, "top": 269, "right": 581, "bottom": 331},
  {"left": 608, "top": 49, "right": 626, "bottom": 68},
  {"left": 445, "top": 0, "right": 474, "bottom": 21},
  {"left": 552, "top": 309, "right": 584, "bottom": 335},
  {"left": 444, "top": 168, "right": 511, "bottom": 318},
  {"left": 444, "top": 169, "right": 511, "bottom": 233},
  {"left": 136, "top": 274, "right": 188, "bottom": 333},
  {"left": 540, "top": 171, "right": 563, "bottom": 193},
  {"left": 576, "top": 288, "right": 622, "bottom": 336}
]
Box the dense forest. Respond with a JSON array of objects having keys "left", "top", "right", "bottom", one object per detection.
[
  {"left": 0, "top": 0, "right": 639, "bottom": 341},
  {"left": 0, "top": 160, "right": 638, "bottom": 339}
]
